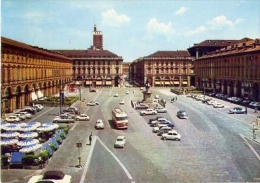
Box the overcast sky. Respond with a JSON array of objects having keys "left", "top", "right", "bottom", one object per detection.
[{"left": 2, "top": 0, "right": 260, "bottom": 62}]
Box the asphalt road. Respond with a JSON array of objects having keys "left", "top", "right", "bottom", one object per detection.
[{"left": 1, "top": 87, "right": 260, "bottom": 183}]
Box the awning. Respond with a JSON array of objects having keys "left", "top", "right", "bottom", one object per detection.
[
  {"left": 182, "top": 81, "right": 188, "bottom": 85},
  {"left": 85, "top": 81, "right": 92, "bottom": 85},
  {"left": 164, "top": 82, "right": 170, "bottom": 85},
  {"left": 155, "top": 81, "right": 161, "bottom": 85},
  {"left": 31, "top": 92, "right": 38, "bottom": 101},
  {"left": 96, "top": 81, "right": 102, "bottom": 85},
  {"left": 106, "top": 81, "right": 112, "bottom": 85},
  {"left": 174, "top": 81, "right": 179, "bottom": 84},
  {"left": 37, "top": 90, "right": 44, "bottom": 98}
]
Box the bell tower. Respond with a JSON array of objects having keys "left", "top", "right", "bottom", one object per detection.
[{"left": 93, "top": 24, "right": 103, "bottom": 50}]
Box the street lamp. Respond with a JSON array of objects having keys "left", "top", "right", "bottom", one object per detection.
[
  {"left": 58, "top": 85, "right": 64, "bottom": 115},
  {"left": 75, "top": 81, "right": 82, "bottom": 101},
  {"left": 242, "top": 80, "right": 251, "bottom": 114},
  {"left": 202, "top": 78, "right": 208, "bottom": 99},
  {"left": 76, "top": 142, "right": 82, "bottom": 168}
]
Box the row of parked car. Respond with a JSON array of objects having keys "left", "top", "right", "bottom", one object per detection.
[
  {"left": 4, "top": 104, "right": 44, "bottom": 122},
  {"left": 187, "top": 93, "right": 248, "bottom": 114},
  {"left": 148, "top": 116, "right": 181, "bottom": 140},
  {"left": 209, "top": 93, "right": 260, "bottom": 109}
]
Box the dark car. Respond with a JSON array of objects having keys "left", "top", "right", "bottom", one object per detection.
[
  {"left": 177, "top": 110, "right": 188, "bottom": 119},
  {"left": 63, "top": 107, "right": 79, "bottom": 114},
  {"left": 228, "top": 107, "right": 246, "bottom": 114},
  {"left": 20, "top": 108, "right": 36, "bottom": 115}
]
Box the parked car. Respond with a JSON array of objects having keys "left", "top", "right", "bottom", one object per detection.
[
  {"left": 19, "top": 111, "right": 32, "bottom": 119},
  {"left": 228, "top": 107, "right": 246, "bottom": 114},
  {"left": 20, "top": 108, "right": 36, "bottom": 115},
  {"left": 161, "top": 130, "right": 181, "bottom": 141},
  {"left": 154, "top": 106, "right": 167, "bottom": 113},
  {"left": 153, "top": 125, "right": 173, "bottom": 133},
  {"left": 135, "top": 103, "right": 149, "bottom": 109},
  {"left": 53, "top": 114, "right": 75, "bottom": 123},
  {"left": 5, "top": 115, "right": 20, "bottom": 122},
  {"left": 140, "top": 108, "right": 157, "bottom": 116},
  {"left": 76, "top": 114, "right": 90, "bottom": 121},
  {"left": 119, "top": 99, "right": 125, "bottom": 105},
  {"left": 114, "top": 93, "right": 119, "bottom": 97},
  {"left": 114, "top": 136, "right": 126, "bottom": 148},
  {"left": 148, "top": 116, "right": 167, "bottom": 125},
  {"left": 213, "top": 103, "right": 224, "bottom": 108},
  {"left": 177, "top": 110, "right": 188, "bottom": 119},
  {"left": 87, "top": 101, "right": 100, "bottom": 106},
  {"left": 63, "top": 107, "right": 79, "bottom": 114},
  {"left": 157, "top": 127, "right": 174, "bottom": 136},
  {"left": 125, "top": 91, "right": 130, "bottom": 94},
  {"left": 28, "top": 170, "right": 72, "bottom": 183},
  {"left": 32, "top": 104, "right": 44, "bottom": 111},
  {"left": 13, "top": 113, "right": 26, "bottom": 120}
]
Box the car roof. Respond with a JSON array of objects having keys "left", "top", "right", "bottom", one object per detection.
[
  {"left": 117, "top": 136, "right": 125, "bottom": 139},
  {"left": 42, "top": 170, "right": 65, "bottom": 179}
]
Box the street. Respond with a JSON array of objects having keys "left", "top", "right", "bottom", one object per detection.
[{"left": 2, "top": 87, "right": 260, "bottom": 183}]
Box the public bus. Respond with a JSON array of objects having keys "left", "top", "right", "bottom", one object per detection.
[{"left": 112, "top": 108, "right": 128, "bottom": 129}]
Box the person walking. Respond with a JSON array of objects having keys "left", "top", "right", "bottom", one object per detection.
[
  {"left": 175, "top": 96, "right": 178, "bottom": 101},
  {"left": 89, "top": 132, "right": 92, "bottom": 145},
  {"left": 254, "top": 107, "right": 258, "bottom": 113}
]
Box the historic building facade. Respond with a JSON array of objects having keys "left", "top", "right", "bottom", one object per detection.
[
  {"left": 122, "top": 62, "right": 130, "bottom": 77},
  {"left": 194, "top": 38, "right": 260, "bottom": 101},
  {"left": 130, "top": 51, "right": 194, "bottom": 87},
  {"left": 55, "top": 25, "right": 123, "bottom": 87},
  {"left": 1, "top": 37, "right": 72, "bottom": 113}
]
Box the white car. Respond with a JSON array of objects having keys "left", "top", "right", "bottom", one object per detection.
[
  {"left": 87, "top": 101, "right": 100, "bottom": 106},
  {"left": 125, "top": 91, "right": 130, "bottom": 94},
  {"left": 76, "top": 114, "right": 90, "bottom": 121},
  {"left": 119, "top": 99, "right": 125, "bottom": 105},
  {"left": 114, "top": 93, "right": 119, "bottom": 97},
  {"left": 161, "top": 130, "right": 181, "bottom": 141},
  {"left": 114, "top": 136, "right": 126, "bottom": 148},
  {"left": 154, "top": 106, "right": 167, "bottom": 113},
  {"left": 95, "top": 119, "right": 104, "bottom": 129},
  {"left": 13, "top": 113, "right": 26, "bottom": 120},
  {"left": 19, "top": 111, "right": 32, "bottom": 119},
  {"left": 33, "top": 104, "right": 44, "bottom": 110},
  {"left": 53, "top": 115, "right": 75, "bottom": 123},
  {"left": 213, "top": 103, "right": 224, "bottom": 108},
  {"left": 5, "top": 116, "right": 20, "bottom": 122},
  {"left": 28, "top": 170, "right": 72, "bottom": 183},
  {"left": 140, "top": 108, "right": 157, "bottom": 116}
]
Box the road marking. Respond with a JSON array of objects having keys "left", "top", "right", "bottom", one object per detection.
[
  {"left": 97, "top": 137, "right": 135, "bottom": 182},
  {"left": 80, "top": 136, "right": 97, "bottom": 183},
  {"left": 240, "top": 133, "right": 260, "bottom": 161},
  {"left": 28, "top": 107, "right": 54, "bottom": 122}
]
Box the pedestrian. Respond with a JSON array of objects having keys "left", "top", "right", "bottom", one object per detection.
[
  {"left": 89, "top": 133, "right": 92, "bottom": 145},
  {"left": 254, "top": 107, "right": 257, "bottom": 113},
  {"left": 175, "top": 96, "right": 177, "bottom": 101}
]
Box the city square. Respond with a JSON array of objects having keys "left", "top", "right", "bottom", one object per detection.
[{"left": 1, "top": 1, "right": 260, "bottom": 183}]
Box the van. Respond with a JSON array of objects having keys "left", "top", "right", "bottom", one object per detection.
[{"left": 155, "top": 95, "right": 159, "bottom": 99}]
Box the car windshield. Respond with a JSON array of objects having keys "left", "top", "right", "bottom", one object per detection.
[{"left": 117, "top": 138, "right": 123, "bottom": 141}]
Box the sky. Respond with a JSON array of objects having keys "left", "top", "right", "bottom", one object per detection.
[{"left": 1, "top": 0, "right": 260, "bottom": 62}]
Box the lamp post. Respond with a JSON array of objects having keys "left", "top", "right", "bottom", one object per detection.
[
  {"left": 75, "top": 81, "right": 82, "bottom": 101},
  {"left": 58, "top": 85, "right": 64, "bottom": 115},
  {"left": 242, "top": 80, "right": 251, "bottom": 114},
  {"left": 76, "top": 142, "right": 82, "bottom": 168},
  {"left": 202, "top": 78, "right": 208, "bottom": 99}
]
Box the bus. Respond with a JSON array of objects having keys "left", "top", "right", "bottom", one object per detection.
[{"left": 112, "top": 108, "right": 128, "bottom": 129}]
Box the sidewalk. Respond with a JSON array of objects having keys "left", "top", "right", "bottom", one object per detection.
[{"left": 1, "top": 100, "right": 92, "bottom": 183}]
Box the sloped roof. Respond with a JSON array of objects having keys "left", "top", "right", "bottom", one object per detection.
[
  {"left": 1, "top": 37, "right": 71, "bottom": 61},
  {"left": 146, "top": 50, "right": 191, "bottom": 58},
  {"left": 53, "top": 49, "right": 121, "bottom": 58}
]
